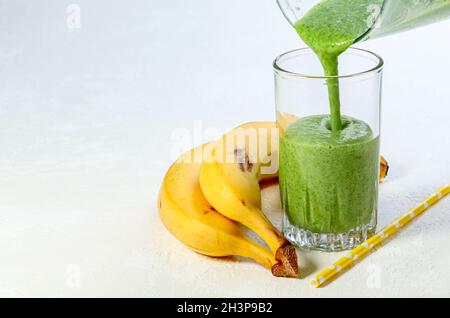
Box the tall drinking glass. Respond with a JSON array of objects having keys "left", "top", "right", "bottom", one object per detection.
[{"left": 274, "top": 48, "right": 384, "bottom": 251}]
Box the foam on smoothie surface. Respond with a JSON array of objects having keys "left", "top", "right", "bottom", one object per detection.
[{"left": 294, "top": 0, "right": 383, "bottom": 131}]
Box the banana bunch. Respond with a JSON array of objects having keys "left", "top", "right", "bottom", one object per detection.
[
  {"left": 158, "top": 120, "right": 389, "bottom": 278},
  {"left": 158, "top": 145, "right": 278, "bottom": 272}
]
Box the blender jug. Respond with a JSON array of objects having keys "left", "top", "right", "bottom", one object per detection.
[{"left": 277, "top": 0, "right": 450, "bottom": 42}]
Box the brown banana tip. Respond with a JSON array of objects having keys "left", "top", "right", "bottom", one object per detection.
[{"left": 271, "top": 244, "right": 299, "bottom": 278}]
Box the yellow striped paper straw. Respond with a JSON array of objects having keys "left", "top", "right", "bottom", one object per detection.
[{"left": 311, "top": 185, "right": 450, "bottom": 288}]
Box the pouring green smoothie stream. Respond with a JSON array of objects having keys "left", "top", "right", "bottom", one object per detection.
[
  {"left": 279, "top": 0, "right": 450, "bottom": 249},
  {"left": 280, "top": 0, "right": 450, "bottom": 248},
  {"left": 279, "top": 0, "right": 384, "bottom": 245},
  {"left": 295, "top": 0, "right": 384, "bottom": 131}
]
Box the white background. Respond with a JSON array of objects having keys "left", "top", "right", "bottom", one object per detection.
[{"left": 0, "top": 0, "right": 449, "bottom": 297}]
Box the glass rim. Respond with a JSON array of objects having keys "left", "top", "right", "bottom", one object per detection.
[{"left": 273, "top": 47, "right": 384, "bottom": 79}]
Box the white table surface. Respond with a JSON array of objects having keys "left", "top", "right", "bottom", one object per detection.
[{"left": 0, "top": 0, "right": 449, "bottom": 297}]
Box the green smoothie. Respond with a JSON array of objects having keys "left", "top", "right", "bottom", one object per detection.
[
  {"left": 280, "top": 116, "right": 379, "bottom": 234},
  {"left": 281, "top": 0, "right": 383, "bottom": 236},
  {"left": 280, "top": 0, "right": 450, "bottom": 241}
]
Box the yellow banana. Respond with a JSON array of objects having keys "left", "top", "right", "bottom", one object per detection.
[
  {"left": 199, "top": 122, "right": 299, "bottom": 278},
  {"left": 158, "top": 145, "right": 287, "bottom": 275}
]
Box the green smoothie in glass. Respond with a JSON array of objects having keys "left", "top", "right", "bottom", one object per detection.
[
  {"left": 280, "top": 116, "right": 379, "bottom": 234},
  {"left": 279, "top": 0, "right": 382, "bottom": 239}
]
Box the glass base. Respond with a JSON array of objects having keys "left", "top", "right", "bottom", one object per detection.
[{"left": 283, "top": 218, "right": 376, "bottom": 252}]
